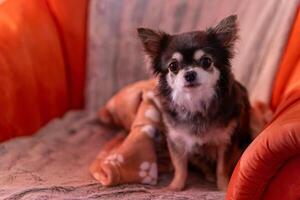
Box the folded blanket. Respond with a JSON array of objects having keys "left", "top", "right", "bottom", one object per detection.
[
  {"left": 90, "top": 79, "right": 171, "bottom": 186},
  {"left": 90, "top": 79, "right": 272, "bottom": 187}
]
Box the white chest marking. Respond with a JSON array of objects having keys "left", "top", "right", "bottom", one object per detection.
[{"left": 167, "top": 121, "right": 237, "bottom": 153}]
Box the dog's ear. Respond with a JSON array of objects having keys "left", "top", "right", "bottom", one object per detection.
[
  {"left": 208, "top": 15, "right": 238, "bottom": 49},
  {"left": 137, "top": 28, "right": 170, "bottom": 75},
  {"left": 137, "top": 27, "right": 169, "bottom": 59}
]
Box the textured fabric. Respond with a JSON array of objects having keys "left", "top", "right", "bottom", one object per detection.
[
  {"left": 0, "top": 0, "right": 88, "bottom": 142},
  {"left": 0, "top": 111, "right": 225, "bottom": 200},
  {"left": 86, "top": 0, "right": 299, "bottom": 111}
]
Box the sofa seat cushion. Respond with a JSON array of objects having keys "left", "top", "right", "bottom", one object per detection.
[{"left": 0, "top": 111, "right": 225, "bottom": 200}]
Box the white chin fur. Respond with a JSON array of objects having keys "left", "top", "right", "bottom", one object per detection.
[{"left": 167, "top": 67, "right": 220, "bottom": 114}]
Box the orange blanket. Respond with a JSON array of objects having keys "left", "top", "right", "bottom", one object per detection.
[{"left": 89, "top": 79, "right": 171, "bottom": 186}]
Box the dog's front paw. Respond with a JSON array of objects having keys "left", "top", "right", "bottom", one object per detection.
[
  {"left": 217, "top": 176, "right": 228, "bottom": 191},
  {"left": 205, "top": 173, "right": 216, "bottom": 183},
  {"left": 166, "top": 180, "right": 185, "bottom": 191}
]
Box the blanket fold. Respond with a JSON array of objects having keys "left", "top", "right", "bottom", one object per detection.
[{"left": 90, "top": 80, "right": 169, "bottom": 186}]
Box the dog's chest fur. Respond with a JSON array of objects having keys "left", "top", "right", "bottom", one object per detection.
[{"left": 166, "top": 119, "right": 237, "bottom": 154}]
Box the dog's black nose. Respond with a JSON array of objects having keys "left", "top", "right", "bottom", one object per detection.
[{"left": 184, "top": 71, "right": 197, "bottom": 82}]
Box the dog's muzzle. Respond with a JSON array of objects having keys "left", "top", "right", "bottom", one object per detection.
[{"left": 184, "top": 71, "right": 197, "bottom": 83}]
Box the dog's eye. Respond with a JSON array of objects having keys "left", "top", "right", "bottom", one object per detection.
[
  {"left": 199, "top": 57, "right": 212, "bottom": 69},
  {"left": 168, "top": 61, "right": 179, "bottom": 74}
]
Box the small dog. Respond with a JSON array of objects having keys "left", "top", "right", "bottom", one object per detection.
[{"left": 137, "top": 15, "right": 252, "bottom": 191}]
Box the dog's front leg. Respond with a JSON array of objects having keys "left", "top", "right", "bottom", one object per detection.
[
  {"left": 216, "top": 145, "right": 229, "bottom": 191},
  {"left": 166, "top": 139, "right": 188, "bottom": 191}
]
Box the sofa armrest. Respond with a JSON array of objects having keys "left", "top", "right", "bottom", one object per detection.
[
  {"left": 0, "top": 0, "right": 88, "bottom": 142},
  {"left": 227, "top": 91, "right": 300, "bottom": 200}
]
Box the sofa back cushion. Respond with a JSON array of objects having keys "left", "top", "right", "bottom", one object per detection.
[{"left": 86, "top": 0, "right": 298, "bottom": 111}]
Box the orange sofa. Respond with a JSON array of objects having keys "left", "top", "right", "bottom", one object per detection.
[
  {"left": 0, "top": 0, "right": 88, "bottom": 141},
  {"left": 0, "top": 0, "right": 299, "bottom": 199}
]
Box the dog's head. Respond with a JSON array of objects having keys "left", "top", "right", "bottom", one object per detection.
[{"left": 138, "top": 15, "right": 238, "bottom": 114}]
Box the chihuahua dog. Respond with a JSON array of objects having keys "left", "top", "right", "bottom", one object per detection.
[{"left": 137, "top": 15, "right": 251, "bottom": 191}]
